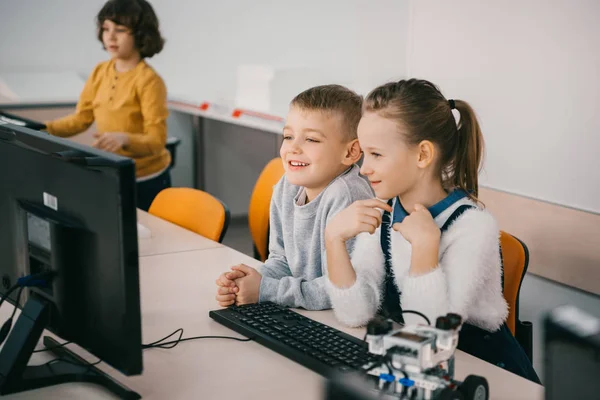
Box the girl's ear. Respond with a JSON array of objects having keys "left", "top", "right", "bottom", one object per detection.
[
  {"left": 416, "top": 140, "right": 436, "bottom": 169},
  {"left": 343, "top": 139, "right": 362, "bottom": 165}
]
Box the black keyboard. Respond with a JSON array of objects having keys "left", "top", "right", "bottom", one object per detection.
[{"left": 209, "top": 302, "right": 380, "bottom": 377}]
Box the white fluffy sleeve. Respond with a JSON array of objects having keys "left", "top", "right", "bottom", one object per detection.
[
  {"left": 326, "top": 230, "right": 385, "bottom": 327},
  {"left": 399, "top": 209, "right": 507, "bottom": 330}
]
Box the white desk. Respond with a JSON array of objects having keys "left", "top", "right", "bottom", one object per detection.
[
  {"left": 0, "top": 213, "right": 543, "bottom": 400},
  {"left": 168, "top": 99, "right": 284, "bottom": 135},
  {"left": 137, "top": 210, "right": 222, "bottom": 257}
]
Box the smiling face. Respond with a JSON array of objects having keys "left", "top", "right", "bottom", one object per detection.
[
  {"left": 358, "top": 111, "right": 422, "bottom": 200},
  {"left": 280, "top": 106, "right": 357, "bottom": 200}
]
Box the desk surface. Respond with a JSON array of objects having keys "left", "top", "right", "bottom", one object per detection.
[
  {"left": 137, "top": 210, "right": 222, "bottom": 257},
  {"left": 0, "top": 97, "right": 285, "bottom": 135},
  {"left": 167, "top": 99, "right": 284, "bottom": 135},
  {"left": 1, "top": 219, "right": 544, "bottom": 400},
  {"left": 0, "top": 92, "right": 284, "bottom": 135}
]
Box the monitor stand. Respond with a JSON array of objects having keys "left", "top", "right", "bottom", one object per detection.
[{"left": 0, "top": 296, "right": 141, "bottom": 399}]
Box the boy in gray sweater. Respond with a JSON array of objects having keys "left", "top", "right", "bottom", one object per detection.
[{"left": 215, "top": 85, "right": 373, "bottom": 310}]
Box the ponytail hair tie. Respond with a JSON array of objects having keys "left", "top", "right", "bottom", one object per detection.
[{"left": 448, "top": 99, "right": 456, "bottom": 110}]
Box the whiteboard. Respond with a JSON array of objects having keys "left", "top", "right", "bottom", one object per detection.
[{"left": 408, "top": 0, "right": 600, "bottom": 213}]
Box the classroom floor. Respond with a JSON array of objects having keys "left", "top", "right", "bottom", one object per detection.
[{"left": 221, "top": 218, "right": 600, "bottom": 384}]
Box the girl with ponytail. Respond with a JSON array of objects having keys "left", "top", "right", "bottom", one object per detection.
[{"left": 324, "top": 79, "right": 539, "bottom": 382}]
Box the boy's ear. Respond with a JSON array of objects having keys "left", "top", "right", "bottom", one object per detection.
[
  {"left": 416, "top": 140, "right": 436, "bottom": 169},
  {"left": 343, "top": 139, "right": 362, "bottom": 165}
]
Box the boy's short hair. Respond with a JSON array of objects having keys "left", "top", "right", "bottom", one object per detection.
[
  {"left": 97, "top": 0, "right": 165, "bottom": 59},
  {"left": 291, "top": 85, "right": 363, "bottom": 141}
]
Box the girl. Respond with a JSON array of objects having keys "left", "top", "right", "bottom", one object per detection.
[
  {"left": 324, "top": 79, "right": 540, "bottom": 383},
  {"left": 45, "top": 0, "right": 170, "bottom": 211}
]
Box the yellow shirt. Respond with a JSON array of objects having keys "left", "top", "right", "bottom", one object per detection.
[{"left": 45, "top": 59, "right": 170, "bottom": 178}]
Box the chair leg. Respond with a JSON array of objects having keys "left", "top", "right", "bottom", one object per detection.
[{"left": 516, "top": 320, "right": 534, "bottom": 362}]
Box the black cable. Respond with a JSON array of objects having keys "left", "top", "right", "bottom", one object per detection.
[
  {"left": 33, "top": 341, "right": 73, "bottom": 353},
  {"left": 364, "top": 355, "right": 388, "bottom": 373},
  {"left": 42, "top": 357, "right": 102, "bottom": 376},
  {"left": 142, "top": 328, "right": 184, "bottom": 349},
  {"left": 0, "top": 272, "right": 55, "bottom": 310},
  {"left": 0, "top": 286, "right": 24, "bottom": 346},
  {"left": 142, "top": 328, "right": 251, "bottom": 350},
  {"left": 42, "top": 357, "right": 102, "bottom": 369},
  {"left": 401, "top": 310, "right": 431, "bottom": 325},
  {"left": 8, "top": 287, "right": 23, "bottom": 322},
  {"left": 0, "top": 284, "right": 19, "bottom": 309}
]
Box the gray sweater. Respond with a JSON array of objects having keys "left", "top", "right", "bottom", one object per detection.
[{"left": 258, "top": 164, "right": 374, "bottom": 310}]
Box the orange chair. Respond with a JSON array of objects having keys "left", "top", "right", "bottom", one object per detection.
[
  {"left": 248, "top": 158, "right": 285, "bottom": 261},
  {"left": 500, "top": 231, "right": 533, "bottom": 361},
  {"left": 148, "top": 187, "right": 230, "bottom": 243}
]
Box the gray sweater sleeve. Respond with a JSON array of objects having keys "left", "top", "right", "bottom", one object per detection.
[
  {"left": 258, "top": 167, "right": 373, "bottom": 310},
  {"left": 259, "top": 194, "right": 351, "bottom": 310},
  {"left": 258, "top": 183, "right": 293, "bottom": 281}
]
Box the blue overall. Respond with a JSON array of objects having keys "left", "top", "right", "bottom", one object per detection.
[{"left": 378, "top": 191, "right": 540, "bottom": 383}]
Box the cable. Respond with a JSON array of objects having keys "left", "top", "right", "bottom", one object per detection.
[
  {"left": 0, "top": 284, "right": 19, "bottom": 309},
  {"left": 0, "top": 272, "right": 57, "bottom": 347},
  {"left": 142, "top": 328, "right": 251, "bottom": 350},
  {"left": 401, "top": 310, "right": 431, "bottom": 326},
  {"left": 364, "top": 355, "right": 388, "bottom": 373},
  {"left": 42, "top": 357, "right": 102, "bottom": 376},
  {"left": 33, "top": 341, "right": 72, "bottom": 353},
  {"left": 8, "top": 287, "right": 23, "bottom": 323},
  {"left": 0, "top": 271, "right": 55, "bottom": 309},
  {"left": 142, "top": 328, "right": 184, "bottom": 349},
  {"left": 0, "top": 286, "right": 24, "bottom": 346}
]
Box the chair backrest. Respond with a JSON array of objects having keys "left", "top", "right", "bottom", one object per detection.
[
  {"left": 248, "top": 158, "right": 285, "bottom": 261},
  {"left": 499, "top": 231, "right": 529, "bottom": 335},
  {"left": 149, "top": 187, "right": 230, "bottom": 242}
]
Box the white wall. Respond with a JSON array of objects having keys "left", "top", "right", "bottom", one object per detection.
[
  {"left": 0, "top": 0, "right": 410, "bottom": 105},
  {"left": 0, "top": 1, "right": 106, "bottom": 74},
  {"left": 408, "top": 0, "right": 600, "bottom": 213},
  {"left": 150, "top": 0, "right": 410, "bottom": 106},
  {"left": 2, "top": 0, "right": 599, "bottom": 213}
]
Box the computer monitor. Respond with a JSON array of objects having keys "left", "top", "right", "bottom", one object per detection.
[
  {"left": 0, "top": 110, "right": 47, "bottom": 130},
  {"left": 544, "top": 304, "right": 600, "bottom": 400},
  {"left": 0, "top": 123, "right": 142, "bottom": 398}
]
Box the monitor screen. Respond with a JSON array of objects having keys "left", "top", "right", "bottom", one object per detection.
[{"left": 0, "top": 124, "right": 142, "bottom": 396}]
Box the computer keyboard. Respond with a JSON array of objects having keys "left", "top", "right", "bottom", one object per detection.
[{"left": 209, "top": 302, "right": 380, "bottom": 377}]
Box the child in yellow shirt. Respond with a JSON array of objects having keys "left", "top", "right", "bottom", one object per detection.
[{"left": 46, "top": 0, "right": 170, "bottom": 211}]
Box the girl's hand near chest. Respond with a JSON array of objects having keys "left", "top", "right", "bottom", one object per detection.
[
  {"left": 392, "top": 204, "right": 441, "bottom": 276},
  {"left": 325, "top": 199, "right": 392, "bottom": 244}
]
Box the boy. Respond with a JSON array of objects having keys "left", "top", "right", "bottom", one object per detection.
[{"left": 215, "top": 84, "right": 373, "bottom": 310}]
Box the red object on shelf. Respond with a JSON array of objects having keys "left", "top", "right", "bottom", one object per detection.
[
  {"left": 168, "top": 100, "right": 210, "bottom": 111},
  {"left": 231, "top": 108, "right": 283, "bottom": 122}
]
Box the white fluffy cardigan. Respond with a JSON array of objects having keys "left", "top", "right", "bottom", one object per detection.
[{"left": 326, "top": 199, "right": 508, "bottom": 331}]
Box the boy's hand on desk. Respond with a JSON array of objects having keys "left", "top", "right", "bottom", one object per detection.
[
  {"left": 231, "top": 264, "right": 261, "bottom": 305},
  {"left": 93, "top": 132, "right": 129, "bottom": 152},
  {"left": 216, "top": 270, "right": 246, "bottom": 288},
  {"left": 215, "top": 269, "right": 246, "bottom": 307}
]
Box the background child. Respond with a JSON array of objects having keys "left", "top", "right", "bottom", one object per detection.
[
  {"left": 325, "top": 79, "right": 540, "bottom": 382},
  {"left": 45, "top": 0, "right": 170, "bottom": 211},
  {"left": 215, "top": 85, "right": 373, "bottom": 310}
]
